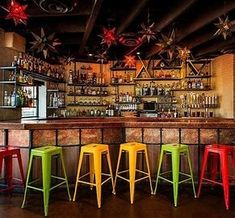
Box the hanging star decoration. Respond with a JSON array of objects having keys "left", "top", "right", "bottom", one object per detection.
[
  {"left": 156, "top": 28, "right": 177, "bottom": 60},
  {"left": 138, "top": 10, "right": 156, "bottom": 43},
  {"left": 214, "top": 16, "right": 235, "bottom": 40},
  {"left": 1, "top": 0, "right": 28, "bottom": 25},
  {"left": 29, "top": 28, "right": 61, "bottom": 59},
  {"left": 99, "top": 27, "right": 117, "bottom": 48},
  {"left": 95, "top": 50, "right": 108, "bottom": 63},
  {"left": 123, "top": 55, "right": 136, "bottom": 68},
  {"left": 177, "top": 47, "right": 191, "bottom": 62}
]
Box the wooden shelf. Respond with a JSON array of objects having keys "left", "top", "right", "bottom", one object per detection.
[
  {"left": 134, "top": 77, "right": 181, "bottom": 81},
  {"left": 115, "top": 102, "right": 141, "bottom": 104},
  {"left": 140, "top": 95, "right": 174, "bottom": 98},
  {"left": 185, "top": 75, "right": 211, "bottom": 79},
  {"left": 173, "top": 88, "right": 211, "bottom": 91},
  {"left": 47, "top": 106, "right": 66, "bottom": 109},
  {"left": 67, "top": 104, "right": 107, "bottom": 107},
  {"left": 110, "top": 67, "right": 136, "bottom": 71},
  {"left": 152, "top": 66, "right": 181, "bottom": 70},
  {"left": 0, "top": 66, "right": 65, "bottom": 83},
  {"left": 67, "top": 83, "right": 108, "bottom": 87},
  {"left": 67, "top": 93, "right": 109, "bottom": 97},
  {"left": 110, "top": 82, "right": 136, "bottom": 86}
]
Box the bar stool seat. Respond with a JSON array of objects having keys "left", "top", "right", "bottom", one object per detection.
[
  {"left": 73, "top": 143, "right": 115, "bottom": 208},
  {"left": 0, "top": 147, "right": 25, "bottom": 192},
  {"left": 21, "top": 145, "right": 71, "bottom": 216},
  {"left": 114, "top": 142, "right": 153, "bottom": 204},
  {"left": 154, "top": 143, "right": 196, "bottom": 207},
  {"left": 197, "top": 144, "right": 235, "bottom": 210}
]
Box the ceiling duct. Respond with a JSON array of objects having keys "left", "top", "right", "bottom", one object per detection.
[{"left": 33, "top": 0, "right": 78, "bottom": 14}]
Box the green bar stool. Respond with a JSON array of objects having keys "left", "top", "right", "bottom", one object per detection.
[
  {"left": 154, "top": 144, "right": 196, "bottom": 207},
  {"left": 21, "top": 146, "right": 71, "bottom": 216}
]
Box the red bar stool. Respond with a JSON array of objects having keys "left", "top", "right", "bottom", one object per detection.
[
  {"left": 197, "top": 144, "right": 235, "bottom": 210},
  {"left": 0, "top": 147, "right": 25, "bottom": 192}
]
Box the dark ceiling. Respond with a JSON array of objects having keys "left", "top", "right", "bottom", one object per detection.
[{"left": 1, "top": 0, "right": 235, "bottom": 62}]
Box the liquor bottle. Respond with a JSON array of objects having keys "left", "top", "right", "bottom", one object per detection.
[
  {"left": 4, "top": 91, "right": 8, "bottom": 106},
  {"left": 17, "top": 53, "right": 23, "bottom": 67},
  {"left": 68, "top": 69, "right": 73, "bottom": 85},
  {"left": 53, "top": 92, "right": 58, "bottom": 107},
  {"left": 12, "top": 56, "right": 18, "bottom": 67},
  {"left": 11, "top": 90, "right": 16, "bottom": 106}
]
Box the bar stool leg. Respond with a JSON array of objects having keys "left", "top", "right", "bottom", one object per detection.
[
  {"left": 129, "top": 150, "right": 137, "bottom": 204},
  {"left": 0, "top": 157, "right": 3, "bottom": 177},
  {"left": 144, "top": 147, "right": 153, "bottom": 194},
  {"left": 154, "top": 149, "right": 164, "bottom": 194},
  {"left": 197, "top": 149, "right": 209, "bottom": 198},
  {"left": 73, "top": 150, "right": 84, "bottom": 201},
  {"left": 89, "top": 154, "right": 95, "bottom": 190},
  {"left": 42, "top": 154, "right": 51, "bottom": 216},
  {"left": 220, "top": 152, "right": 230, "bottom": 210},
  {"left": 186, "top": 148, "right": 196, "bottom": 198},
  {"left": 172, "top": 150, "right": 180, "bottom": 207},
  {"left": 210, "top": 153, "right": 218, "bottom": 187},
  {"left": 94, "top": 152, "right": 102, "bottom": 208},
  {"left": 106, "top": 150, "right": 115, "bottom": 194},
  {"left": 113, "top": 148, "right": 122, "bottom": 191},
  {"left": 16, "top": 150, "right": 25, "bottom": 185},
  {"left": 5, "top": 156, "right": 13, "bottom": 191},
  {"left": 60, "top": 150, "right": 71, "bottom": 201},
  {"left": 21, "top": 154, "right": 34, "bottom": 208}
]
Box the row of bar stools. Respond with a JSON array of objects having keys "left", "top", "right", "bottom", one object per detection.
[
  {"left": 154, "top": 144, "right": 196, "bottom": 207},
  {"left": 0, "top": 147, "right": 25, "bottom": 192},
  {"left": 197, "top": 144, "right": 235, "bottom": 210},
  {"left": 21, "top": 146, "right": 71, "bottom": 216},
  {"left": 73, "top": 143, "right": 115, "bottom": 208}
]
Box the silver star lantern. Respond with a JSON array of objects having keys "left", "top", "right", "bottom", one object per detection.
[
  {"left": 139, "top": 22, "right": 156, "bottom": 43},
  {"left": 29, "top": 28, "right": 61, "bottom": 59},
  {"left": 156, "top": 28, "right": 177, "bottom": 60},
  {"left": 214, "top": 16, "right": 235, "bottom": 40},
  {"left": 95, "top": 50, "right": 108, "bottom": 63}
]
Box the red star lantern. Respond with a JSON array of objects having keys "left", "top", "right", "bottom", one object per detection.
[
  {"left": 124, "top": 55, "right": 136, "bottom": 68},
  {"left": 99, "top": 27, "right": 117, "bottom": 47},
  {"left": 6, "top": 0, "right": 28, "bottom": 25}
]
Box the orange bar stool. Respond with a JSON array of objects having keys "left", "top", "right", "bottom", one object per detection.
[
  {"left": 197, "top": 144, "right": 235, "bottom": 210},
  {"left": 113, "top": 142, "right": 153, "bottom": 204},
  {"left": 73, "top": 143, "right": 115, "bottom": 208},
  {"left": 0, "top": 147, "right": 25, "bottom": 192}
]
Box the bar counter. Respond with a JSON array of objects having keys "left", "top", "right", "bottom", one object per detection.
[{"left": 1, "top": 117, "right": 235, "bottom": 182}]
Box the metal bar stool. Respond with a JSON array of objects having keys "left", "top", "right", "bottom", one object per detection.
[
  {"left": 73, "top": 143, "right": 115, "bottom": 208},
  {"left": 197, "top": 144, "right": 235, "bottom": 210},
  {"left": 21, "top": 146, "right": 71, "bottom": 216},
  {"left": 0, "top": 147, "right": 25, "bottom": 192},
  {"left": 113, "top": 142, "right": 153, "bottom": 204},
  {"left": 154, "top": 143, "right": 196, "bottom": 207}
]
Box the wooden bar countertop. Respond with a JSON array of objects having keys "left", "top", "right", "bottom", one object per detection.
[{"left": 0, "top": 117, "right": 234, "bottom": 130}]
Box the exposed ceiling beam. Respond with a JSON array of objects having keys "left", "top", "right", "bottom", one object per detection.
[
  {"left": 52, "top": 21, "right": 85, "bottom": 33},
  {"left": 28, "top": 11, "right": 90, "bottom": 18},
  {"left": 117, "top": 0, "right": 150, "bottom": 34},
  {"left": 136, "top": 0, "right": 197, "bottom": 57},
  {"left": 194, "top": 36, "right": 235, "bottom": 58},
  {"left": 146, "top": 0, "right": 235, "bottom": 58},
  {"left": 79, "top": 0, "right": 103, "bottom": 55}
]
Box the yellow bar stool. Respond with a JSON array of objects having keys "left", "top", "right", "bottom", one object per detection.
[
  {"left": 114, "top": 142, "right": 153, "bottom": 204},
  {"left": 73, "top": 143, "right": 115, "bottom": 208}
]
